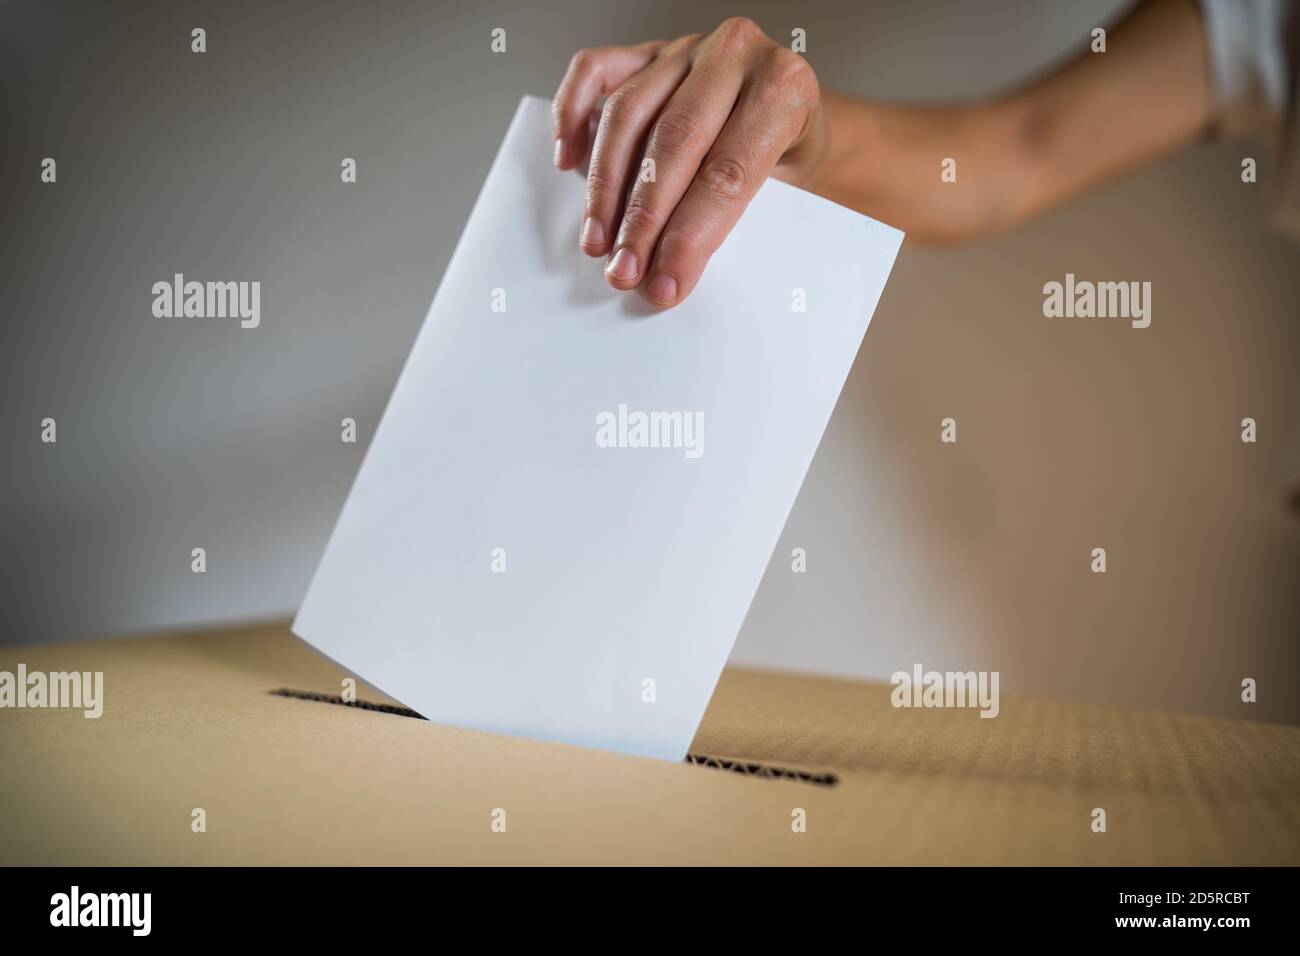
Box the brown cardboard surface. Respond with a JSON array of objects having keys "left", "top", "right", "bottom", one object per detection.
[{"left": 1, "top": 622, "right": 1296, "bottom": 865}]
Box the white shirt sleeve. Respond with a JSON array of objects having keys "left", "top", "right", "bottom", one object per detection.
[
  {"left": 1200, "top": 2, "right": 1299, "bottom": 508},
  {"left": 1199, "top": 0, "right": 1300, "bottom": 239},
  {"left": 1200, "top": 0, "right": 1292, "bottom": 133}
]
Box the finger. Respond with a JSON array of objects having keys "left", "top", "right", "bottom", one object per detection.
[
  {"left": 552, "top": 42, "right": 662, "bottom": 172},
  {"left": 580, "top": 44, "right": 694, "bottom": 256},
  {"left": 603, "top": 60, "right": 746, "bottom": 290},
  {"left": 644, "top": 51, "right": 814, "bottom": 306}
]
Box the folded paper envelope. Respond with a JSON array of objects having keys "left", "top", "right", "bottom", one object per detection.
[{"left": 292, "top": 95, "right": 904, "bottom": 760}]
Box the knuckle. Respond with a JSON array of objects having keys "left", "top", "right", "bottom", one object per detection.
[
  {"left": 583, "top": 163, "right": 622, "bottom": 203},
  {"left": 568, "top": 48, "right": 598, "bottom": 74},
  {"left": 754, "top": 49, "right": 820, "bottom": 125},
  {"left": 696, "top": 155, "right": 751, "bottom": 199},
  {"left": 601, "top": 88, "right": 644, "bottom": 129},
  {"left": 651, "top": 107, "right": 710, "bottom": 157},
  {"left": 618, "top": 191, "right": 663, "bottom": 237},
  {"left": 763, "top": 46, "right": 816, "bottom": 91},
  {"left": 713, "top": 16, "right": 764, "bottom": 51}
]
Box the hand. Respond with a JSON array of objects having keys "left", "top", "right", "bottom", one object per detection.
[{"left": 552, "top": 17, "right": 824, "bottom": 308}]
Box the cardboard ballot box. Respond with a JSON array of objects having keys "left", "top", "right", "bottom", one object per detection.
[{"left": 1, "top": 623, "right": 1297, "bottom": 865}]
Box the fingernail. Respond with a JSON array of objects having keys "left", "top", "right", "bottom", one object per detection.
[
  {"left": 579, "top": 216, "right": 606, "bottom": 248},
  {"left": 647, "top": 272, "right": 678, "bottom": 304},
  {"left": 606, "top": 247, "right": 639, "bottom": 282},
  {"left": 553, "top": 138, "right": 567, "bottom": 167}
]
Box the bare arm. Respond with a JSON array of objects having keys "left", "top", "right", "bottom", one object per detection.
[
  {"left": 812, "top": 0, "right": 1216, "bottom": 241},
  {"left": 552, "top": 0, "right": 1215, "bottom": 305}
]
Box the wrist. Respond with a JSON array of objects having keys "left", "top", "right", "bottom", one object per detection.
[{"left": 983, "top": 93, "right": 1048, "bottom": 231}]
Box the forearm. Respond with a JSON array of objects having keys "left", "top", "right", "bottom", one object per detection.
[
  {"left": 805, "top": 0, "right": 1215, "bottom": 242},
  {"left": 806, "top": 94, "right": 1026, "bottom": 242}
]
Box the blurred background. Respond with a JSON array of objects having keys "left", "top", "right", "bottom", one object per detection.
[{"left": 3, "top": 0, "right": 1297, "bottom": 723}]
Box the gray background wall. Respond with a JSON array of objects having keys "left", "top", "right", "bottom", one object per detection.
[{"left": 3, "top": 0, "right": 1298, "bottom": 723}]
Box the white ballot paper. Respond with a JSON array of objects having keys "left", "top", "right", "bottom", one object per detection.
[{"left": 294, "top": 95, "right": 903, "bottom": 761}]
